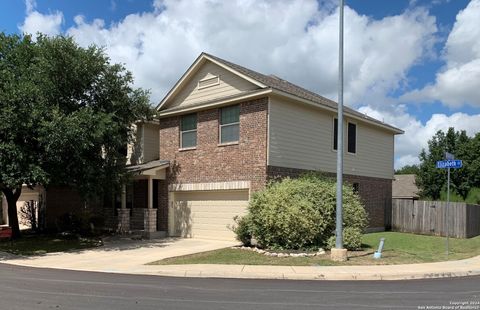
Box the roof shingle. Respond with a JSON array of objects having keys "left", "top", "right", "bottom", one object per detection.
[{"left": 204, "top": 53, "right": 402, "bottom": 133}]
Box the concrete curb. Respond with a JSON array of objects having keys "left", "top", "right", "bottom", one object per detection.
[{"left": 3, "top": 257, "right": 480, "bottom": 281}]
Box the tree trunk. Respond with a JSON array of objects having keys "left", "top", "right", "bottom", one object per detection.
[{"left": 2, "top": 187, "right": 22, "bottom": 239}]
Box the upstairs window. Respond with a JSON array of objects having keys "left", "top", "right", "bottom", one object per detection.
[
  {"left": 333, "top": 118, "right": 338, "bottom": 150},
  {"left": 220, "top": 105, "right": 240, "bottom": 144},
  {"left": 180, "top": 113, "right": 197, "bottom": 148},
  {"left": 348, "top": 122, "right": 357, "bottom": 154}
]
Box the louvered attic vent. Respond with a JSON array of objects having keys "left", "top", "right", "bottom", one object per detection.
[{"left": 198, "top": 75, "right": 220, "bottom": 89}]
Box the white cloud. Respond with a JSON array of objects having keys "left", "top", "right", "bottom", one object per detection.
[
  {"left": 403, "top": 0, "right": 480, "bottom": 107},
  {"left": 19, "top": 0, "right": 63, "bottom": 36},
  {"left": 359, "top": 105, "right": 480, "bottom": 169},
  {"left": 24, "top": 0, "right": 477, "bottom": 169},
  {"left": 62, "top": 0, "right": 436, "bottom": 106}
]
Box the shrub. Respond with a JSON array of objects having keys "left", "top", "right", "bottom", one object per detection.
[
  {"left": 231, "top": 215, "right": 253, "bottom": 246},
  {"left": 327, "top": 227, "right": 363, "bottom": 251},
  {"left": 237, "top": 173, "right": 368, "bottom": 250}
]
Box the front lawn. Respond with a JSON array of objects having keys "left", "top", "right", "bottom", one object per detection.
[
  {"left": 0, "top": 233, "right": 103, "bottom": 256},
  {"left": 149, "top": 232, "right": 480, "bottom": 266}
]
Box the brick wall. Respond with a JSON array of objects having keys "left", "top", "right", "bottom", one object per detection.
[
  {"left": 131, "top": 208, "right": 145, "bottom": 230},
  {"left": 45, "top": 186, "right": 103, "bottom": 229},
  {"left": 160, "top": 98, "right": 269, "bottom": 192},
  {"left": 267, "top": 166, "right": 392, "bottom": 229}
]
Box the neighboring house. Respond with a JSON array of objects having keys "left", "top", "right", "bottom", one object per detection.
[
  {"left": 392, "top": 174, "right": 420, "bottom": 200},
  {"left": 31, "top": 52, "right": 404, "bottom": 241},
  {"left": 1, "top": 185, "right": 43, "bottom": 229}
]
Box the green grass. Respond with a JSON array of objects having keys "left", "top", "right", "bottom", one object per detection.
[
  {"left": 149, "top": 232, "right": 480, "bottom": 266},
  {"left": 0, "top": 233, "right": 102, "bottom": 256}
]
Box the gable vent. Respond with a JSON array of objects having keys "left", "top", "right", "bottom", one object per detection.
[{"left": 198, "top": 75, "right": 220, "bottom": 89}]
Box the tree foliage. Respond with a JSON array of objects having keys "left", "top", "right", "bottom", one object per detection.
[
  {"left": 395, "top": 165, "right": 419, "bottom": 175},
  {"left": 416, "top": 128, "right": 480, "bottom": 200},
  {"left": 0, "top": 33, "right": 153, "bottom": 238}
]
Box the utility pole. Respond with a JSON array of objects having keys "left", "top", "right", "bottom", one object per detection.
[{"left": 331, "top": 0, "right": 347, "bottom": 262}]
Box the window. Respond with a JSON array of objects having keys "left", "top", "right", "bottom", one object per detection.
[
  {"left": 347, "top": 122, "right": 357, "bottom": 154},
  {"left": 180, "top": 113, "right": 197, "bottom": 148},
  {"left": 333, "top": 118, "right": 338, "bottom": 150},
  {"left": 352, "top": 182, "right": 359, "bottom": 194},
  {"left": 220, "top": 105, "right": 240, "bottom": 144}
]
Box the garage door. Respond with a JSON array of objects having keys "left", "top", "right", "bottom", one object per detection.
[{"left": 169, "top": 190, "right": 249, "bottom": 241}]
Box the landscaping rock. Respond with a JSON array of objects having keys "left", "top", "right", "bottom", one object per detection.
[{"left": 236, "top": 245, "right": 323, "bottom": 258}]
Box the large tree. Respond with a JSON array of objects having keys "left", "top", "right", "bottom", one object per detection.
[
  {"left": 0, "top": 33, "right": 153, "bottom": 238},
  {"left": 395, "top": 165, "right": 419, "bottom": 175},
  {"left": 416, "top": 128, "right": 476, "bottom": 200}
]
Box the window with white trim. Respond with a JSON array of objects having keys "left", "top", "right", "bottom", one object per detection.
[
  {"left": 219, "top": 105, "right": 240, "bottom": 144},
  {"left": 347, "top": 122, "right": 357, "bottom": 154},
  {"left": 180, "top": 113, "right": 197, "bottom": 148}
]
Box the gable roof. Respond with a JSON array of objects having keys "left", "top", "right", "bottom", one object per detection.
[
  {"left": 158, "top": 52, "right": 404, "bottom": 134},
  {"left": 392, "top": 174, "right": 420, "bottom": 199}
]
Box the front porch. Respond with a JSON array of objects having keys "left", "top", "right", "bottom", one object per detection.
[{"left": 114, "top": 160, "right": 169, "bottom": 238}]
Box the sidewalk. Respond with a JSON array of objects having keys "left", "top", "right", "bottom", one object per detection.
[{"left": 1, "top": 238, "right": 480, "bottom": 281}]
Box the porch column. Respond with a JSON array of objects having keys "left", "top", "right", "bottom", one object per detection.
[
  {"left": 147, "top": 176, "right": 153, "bottom": 209},
  {"left": 144, "top": 176, "right": 157, "bottom": 237},
  {"left": 121, "top": 184, "right": 127, "bottom": 209},
  {"left": 117, "top": 184, "right": 130, "bottom": 233}
]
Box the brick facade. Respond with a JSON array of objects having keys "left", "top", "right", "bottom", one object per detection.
[
  {"left": 267, "top": 166, "right": 392, "bottom": 229},
  {"left": 45, "top": 186, "right": 103, "bottom": 230},
  {"left": 160, "top": 98, "right": 269, "bottom": 192}
]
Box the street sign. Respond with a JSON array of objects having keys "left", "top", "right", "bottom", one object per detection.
[
  {"left": 445, "top": 152, "right": 455, "bottom": 160},
  {"left": 436, "top": 160, "right": 462, "bottom": 169},
  {"left": 436, "top": 157, "right": 463, "bottom": 256}
]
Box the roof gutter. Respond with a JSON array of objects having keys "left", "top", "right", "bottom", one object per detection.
[{"left": 158, "top": 89, "right": 272, "bottom": 118}]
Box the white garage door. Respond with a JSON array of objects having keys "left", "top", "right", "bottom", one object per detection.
[{"left": 169, "top": 190, "right": 249, "bottom": 241}]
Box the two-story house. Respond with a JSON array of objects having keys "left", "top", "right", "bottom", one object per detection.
[{"left": 111, "top": 53, "right": 403, "bottom": 241}]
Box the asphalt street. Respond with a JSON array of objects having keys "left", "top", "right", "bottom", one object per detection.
[{"left": 0, "top": 263, "right": 479, "bottom": 310}]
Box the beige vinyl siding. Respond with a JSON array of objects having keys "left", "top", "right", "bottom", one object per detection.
[
  {"left": 143, "top": 123, "right": 160, "bottom": 162},
  {"left": 268, "top": 96, "right": 394, "bottom": 179},
  {"left": 126, "top": 123, "right": 159, "bottom": 165},
  {"left": 168, "top": 61, "right": 259, "bottom": 109}
]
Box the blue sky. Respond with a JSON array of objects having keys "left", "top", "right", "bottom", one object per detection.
[{"left": 1, "top": 0, "right": 479, "bottom": 168}]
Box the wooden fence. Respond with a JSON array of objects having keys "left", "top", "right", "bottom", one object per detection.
[{"left": 391, "top": 199, "right": 480, "bottom": 238}]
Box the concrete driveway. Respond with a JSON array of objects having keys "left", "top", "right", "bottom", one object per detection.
[{"left": 1, "top": 237, "right": 238, "bottom": 273}]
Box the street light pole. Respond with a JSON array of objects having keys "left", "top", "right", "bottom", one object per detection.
[
  {"left": 332, "top": 0, "right": 347, "bottom": 262},
  {"left": 336, "top": 0, "right": 344, "bottom": 249}
]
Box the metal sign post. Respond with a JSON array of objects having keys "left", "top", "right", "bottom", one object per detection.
[
  {"left": 446, "top": 166, "right": 450, "bottom": 256},
  {"left": 436, "top": 155, "right": 462, "bottom": 256}
]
